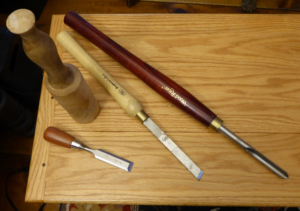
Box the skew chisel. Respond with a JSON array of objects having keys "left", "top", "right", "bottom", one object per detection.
[
  {"left": 57, "top": 31, "right": 203, "bottom": 180},
  {"left": 63, "top": 11, "right": 288, "bottom": 179}
]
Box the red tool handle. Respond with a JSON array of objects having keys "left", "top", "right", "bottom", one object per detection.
[
  {"left": 44, "top": 127, "right": 75, "bottom": 148},
  {"left": 64, "top": 11, "right": 217, "bottom": 127}
]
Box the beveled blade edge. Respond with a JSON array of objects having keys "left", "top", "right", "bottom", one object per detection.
[
  {"left": 91, "top": 149, "right": 134, "bottom": 172},
  {"left": 143, "top": 117, "right": 203, "bottom": 180}
]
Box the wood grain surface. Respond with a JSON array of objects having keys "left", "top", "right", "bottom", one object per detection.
[
  {"left": 64, "top": 11, "right": 217, "bottom": 127},
  {"left": 27, "top": 14, "right": 300, "bottom": 206}
]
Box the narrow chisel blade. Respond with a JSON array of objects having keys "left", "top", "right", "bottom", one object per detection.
[
  {"left": 90, "top": 149, "right": 134, "bottom": 172},
  {"left": 143, "top": 118, "right": 203, "bottom": 180}
]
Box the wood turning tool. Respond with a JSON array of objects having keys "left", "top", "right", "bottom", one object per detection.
[
  {"left": 57, "top": 31, "right": 203, "bottom": 180},
  {"left": 6, "top": 9, "right": 99, "bottom": 124},
  {"left": 44, "top": 127, "right": 134, "bottom": 172},
  {"left": 63, "top": 11, "right": 288, "bottom": 179}
]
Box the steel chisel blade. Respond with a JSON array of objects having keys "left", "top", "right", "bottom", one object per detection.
[
  {"left": 90, "top": 149, "right": 134, "bottom": 172},
  {"left": 143, "top": 118, "right": 203, "bottom": 180}
]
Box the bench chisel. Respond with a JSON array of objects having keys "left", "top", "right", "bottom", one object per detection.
[
  {"left": 57, "top": 31, "right": 203, "bottom": 180},
  {"left": 44, "top": 126, "right": 134, "bottom": 172}
]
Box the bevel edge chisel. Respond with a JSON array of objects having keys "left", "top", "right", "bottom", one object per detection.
[{"left": 44, "top": 126, "right": 134, "bottom": 172}]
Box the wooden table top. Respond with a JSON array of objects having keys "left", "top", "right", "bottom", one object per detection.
[{"left": 26, "top": 14, "right": 300, "bottom": 206}]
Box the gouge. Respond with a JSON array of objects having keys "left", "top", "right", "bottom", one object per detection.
[
  {"left": 44, "top": 126, "right": 134, "bottom": 172},
  {"left": 57, "top": 31, "right": 203, "bottom": 180},
  {"left": 63, "top": 11, "right": 288, "bottom": 179}
]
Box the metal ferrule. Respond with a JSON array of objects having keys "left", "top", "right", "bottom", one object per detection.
[
  {"left": 136, "top": 110, "right": 149, "bottom": 123},
  {"left": 71, "top": 139, "right": 91, "bottom": 152},
  {"left": 209, "top": 117, "right": 223, "bottom": 132}
]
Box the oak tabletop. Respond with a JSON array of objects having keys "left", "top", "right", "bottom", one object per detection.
[{"left": 26, "top": 14, "right": 300, "bottom": 206}]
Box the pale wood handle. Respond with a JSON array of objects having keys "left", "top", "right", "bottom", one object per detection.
[
  {"left": 57, "top": 31, "right": 142, "bottom": 118},
  {"left": 44, "top": 127, "right": 74, "bottom": 148}
]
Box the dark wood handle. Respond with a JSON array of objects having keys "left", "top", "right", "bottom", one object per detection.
[
  {"left": 64, "top": 11, "right": 217, "bottom": 127},
  {"left": 44, "top": 127, "right": 74, "bottom": 148}
]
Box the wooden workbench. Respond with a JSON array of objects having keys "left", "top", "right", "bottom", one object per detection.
[{"left": 26, "top": 14, "right": 300, "bottom": 206}]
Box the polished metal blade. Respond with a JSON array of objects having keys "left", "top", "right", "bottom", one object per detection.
[
  {"left": 143, "top": 117, "right": 203, "bottom": 180},
  {"left": 71, "top": 140, "right": 133, "bottom": 172},
  {"left": 91, "top": 149, "right": 134, "bottom": 172}
]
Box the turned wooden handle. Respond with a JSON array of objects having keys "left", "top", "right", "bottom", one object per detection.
[
  {"left": 56, "top": 31, "right": 142, "bottom": 118},
  {"left": 44, "top": 127, "right": 74, "bottom": 148},
  {"left": 6, "top": 9, "right": 73, "bottom": 89},
  {"left": 64, "top": 11, "right": 217, "bottom": 127}
]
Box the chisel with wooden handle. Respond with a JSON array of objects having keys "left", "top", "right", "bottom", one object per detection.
[
  {"left": 44, "top": 126, "right": 134, "bottom": 172},
  {"left": 57, "top": 31, "right": 203, "bottom": 180},
  {"left": 63, "top": 11, "right": 288, "bottom": 179}
]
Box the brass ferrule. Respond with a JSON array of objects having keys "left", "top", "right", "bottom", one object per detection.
[
  {"left": 136, "top": 110, "right": 149, "bottom": 123},
  {"left": 209, "top": 117, "right": 223, "bottom": 132}
]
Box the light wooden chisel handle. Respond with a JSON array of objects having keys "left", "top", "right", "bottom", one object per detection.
[
  {"left": 44, "top": 127, "right": 74, "bottom": 148},
  {"left": 57, "top": 31, "right": 142, "bottom": 118}
]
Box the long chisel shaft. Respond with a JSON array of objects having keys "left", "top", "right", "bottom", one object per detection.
[
  {"left": 57, "top": 31, "right": 203, "bottom": 180},
  {"left": 63, "top": 11, "right": 288, "bottom": 179}
]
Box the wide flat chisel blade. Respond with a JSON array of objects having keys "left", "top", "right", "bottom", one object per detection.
[
  {"left": 143, "top": 117, "right": 203, "bottom": 180},
  {"left": 87, "top": 149, "right": 134, "bottom": 172}
]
